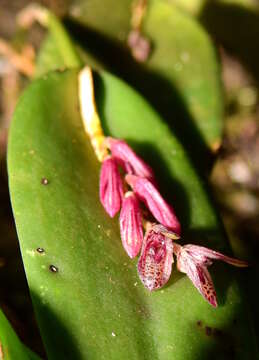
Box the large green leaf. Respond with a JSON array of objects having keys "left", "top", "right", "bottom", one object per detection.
[
  {"left": 68, "top": 0, "right": 223, "bottom": 153},
  {"left": 8, "top": 69, "right": 257, "bottom": 358},
  {"left": 0, "top": 309, "right": 41, "bottom": 360}
]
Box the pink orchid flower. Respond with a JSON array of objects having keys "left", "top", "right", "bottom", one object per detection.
[
  {"left": 137, "top": 224, "right": 177, "bottom": 291},
  {"left": 173, "top": 243, "right": 248, "bottom": 307},
  {"left": 98, "top": 137, "right": 248, "bottom": 307}
]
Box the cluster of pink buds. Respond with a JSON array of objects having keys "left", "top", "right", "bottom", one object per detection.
[{"left": 99, "top": 137, "right": 248, "bottom": 307}]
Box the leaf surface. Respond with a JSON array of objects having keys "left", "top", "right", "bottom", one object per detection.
[
  {"left": 0, "top": 309, "right": 41, "bottom": 360},
  {"left": 8, "top": 69, "right": 257, "bottom": 359}
]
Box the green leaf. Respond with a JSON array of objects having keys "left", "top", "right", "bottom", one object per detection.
[
  {"left": 36, "top": 33, "right": 100, "bottom": 78},
  {"left": 34, "top": 8, "right": 82, "bottom": 77},
  {"left": 68, "top": 0, "right": 223, "bottom": 151},
  {"left": 45, "top": 12, "right": 82, "bottom": 69},
  {"left": 36, "top": 35, "right": 68, "bottom": 77},
  {"left": 8, "top": 69, "right": 257, "bottom": 359},
  {"left": 0, "top": 309, "right": 41, "bottom": 360}
]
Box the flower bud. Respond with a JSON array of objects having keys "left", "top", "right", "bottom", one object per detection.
[
  {"left": 119, "top": 192, "right": 143, "bottom": 258},
  {"left": 126, "top": 175, "right": 181, "bottom": 234},
  {"left": 99, "top": 156, "right": 123, "bottom": 217},
  {"left": 107, "top": 137, "right": 155, "bottom": 181}
]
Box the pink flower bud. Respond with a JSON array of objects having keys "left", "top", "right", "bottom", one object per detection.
[
  {"left": 119, "top": 192, "right": 143, "bottom": 258},
  {"left": 126, "top": 175, "right": 181, "bottom": 235},
  {"left": 138, "top": 224, "right": 174, "bottom": 291},
  {"left": 99, "top": 156, "right": 123, "bottom": 217},
  {"left": 106, "top": 137, "right": 155, "bottom": 180},
  {"left": 173, "top": 243, "right": 248, "bottom": 307}
]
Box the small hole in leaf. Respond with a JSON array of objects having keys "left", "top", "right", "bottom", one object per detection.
[
  {"left": 41, "top": 178, "right": 49, "bottom": 185},
  {"left": 36, "top": 248, "right": 45, "bottom": 254},
  {"left": 49, "top": 265, "right": 58, "bottom": 273}
]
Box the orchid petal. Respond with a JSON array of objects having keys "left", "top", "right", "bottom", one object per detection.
[
  {"left": 183, "top": 244, "right": 248, "bottom": 268},
  {"left": 176, "top": 245, "right": 217, "bottom": 307}
]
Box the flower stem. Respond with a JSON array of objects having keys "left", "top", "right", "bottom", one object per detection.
[{"left": 78, "top": 67, "right": 108, "bottom": 162}]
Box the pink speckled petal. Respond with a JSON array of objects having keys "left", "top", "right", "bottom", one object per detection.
[
  {"left": 183, "top": 244, "right": 248, "bottom": 268},
  {"left": 107, "top": 137, "right": 155, "bottom": 180},
  {"left": 175, "top": 244, "right": 217, "bottom": 307},
  {"left": 99, "top": 157, "right": 123, "bottom": 217},
  {"left": 138, "top": 225, "right": 174, "bottom": 291},
  {"left": 126, "top": 175, "right": 181, "bottom": 235},
  {"left": 119, "top": 192, "right": 143, "bottom": 258}
]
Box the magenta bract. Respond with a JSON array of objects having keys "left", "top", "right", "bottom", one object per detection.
[
  {"left": 174, "top": 243, "right": 248, "bottom": 307},
  {"left": 138, "top": 224, "right": 174, "bottom": 291},
  {"left": 107, "top": 137, "right": 155, "bottom": 180},
  {"left": 119, "top": 192, "right": 143, "bottom": 258},
  {"left": 99, "top": 156, "right": 123, "bottom": 217},
  {"left": 126, "top": 175, "right": 181, "bottom": 235}
]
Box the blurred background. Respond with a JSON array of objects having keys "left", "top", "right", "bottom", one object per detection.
[{"left": 1, "top": 0, "right": 259, "bottom": 356}]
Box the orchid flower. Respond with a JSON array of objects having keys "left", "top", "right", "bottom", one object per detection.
[
  {"left": 98, "top": 137, "right": 248, "bottom": 307},
  {"left": 173, "top": 243, "right": 248, "bottom": 307},
  {"left": 137, "top": 224, "right": 175, "bottom": 291},
  {"left": 79, "top": 66, "right": 248, "bottom": 308}
]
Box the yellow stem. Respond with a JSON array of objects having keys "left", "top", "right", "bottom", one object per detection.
[
  {"left": 131, "top": 0, "right": 148, "bottom": 30},
  {"left": 78, "top": 66, "right": 108, "bottom": 162}
]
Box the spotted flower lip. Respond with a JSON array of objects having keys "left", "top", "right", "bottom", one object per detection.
[
  {"left": 119, "top": 191, "right": 143, "bottom": 258},
  {"left": 125, "top": 174, "right": 181, "bottom": 235},
  {"left": 138, "top": 224, "right": 174, "bottom": 291},
  {"left": 99, "top": 156, "right": 123, "bottom": 218},
  {"left": 106, "top": 137, "right": 155, "bottom": 181},
  {"left": 173, "top": 243, "right": 248, "bottom": 307}
]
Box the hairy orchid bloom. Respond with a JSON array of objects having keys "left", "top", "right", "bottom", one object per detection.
[
  {"left": 173, "top": 243, "right": 248, "bottom": 307},
  {"left": 138, "top": 224, "right": 179, "bottom": 291},
  {"left": 126, "top": 174, "right": 181, "bottom": 235},
  {"left": 99, "top": 156, "right": 123, "bottom": 217},
  {"left": 106, "top": 137, "right": 155, "bottom": 181},
  {"left": 119, "top": 192, "right": 143, "bottom": 258}
]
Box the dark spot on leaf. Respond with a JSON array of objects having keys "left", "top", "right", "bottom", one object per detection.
[
  {"left": 197, "top": 320, "right": 202, "bottom": 327},
  {"left": 49, "top": 265, "right": 58, "bottom": 273},
  {"left": 41, "top": 178, "right": 49, "bottom": 185},
  {"left": 36, "top": 247, "right": 45, "bottom": 254},
  {"left": 205, "top": 326, "right": 212, "bottom": 336}
]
